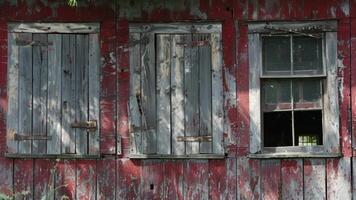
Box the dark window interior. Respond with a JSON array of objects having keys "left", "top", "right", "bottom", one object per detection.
[{"left": 264, "top": 111, "right": 293, "bottom": 147}]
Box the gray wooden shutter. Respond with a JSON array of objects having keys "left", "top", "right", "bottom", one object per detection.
[
  {"left": 6, "top": 33, "right": 100, "bottom": 156},
  {"left": 129, "top": 31, "right": 224, "bottom": 156}
]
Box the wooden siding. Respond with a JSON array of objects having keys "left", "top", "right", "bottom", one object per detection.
[{"left": 0, "top": 0, "right": 355, "bottom": 200}]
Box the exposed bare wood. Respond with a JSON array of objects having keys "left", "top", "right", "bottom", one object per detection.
[
  {"left": 130, "top": 23, "right": 222, "bottom": 34},
  {"left": 9, "top": 23, "right": 100, "bottom": 33},
  {"left": 129, "top": 154, "right": 225, "bottom": 159},
  {"left": 248, "top": 21, "right": 337, "bottom": 33},
  {"left": 304, "top": 159, "right": 326, "bottom": 200},
  {"left": 177, "top": 135, "right": 212, "bottom": 142}
]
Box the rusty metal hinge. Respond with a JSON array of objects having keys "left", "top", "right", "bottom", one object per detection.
[
  {"left": 7, "top": 131, "right": 51, "bottom": 140},
  {"left": 71, "top": 120, "right": 98, "bottom": 132},
  {"left": 177, "top": 135, "right": 212, "bottom": 142}
]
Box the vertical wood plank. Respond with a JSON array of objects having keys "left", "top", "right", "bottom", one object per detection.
[
  {"left": 211, "top": 33, "right": 224, "bottom": 154},
  {"left": 171, "top": 35, "right": 185, "bottom": 156},
  {"left": 61, "top": 34, "right": 76, "bottom": 154},
  {"left": 97, "top": 159, "right": 116, "bottom": 200},
  {"left": 6, "top": 32, "right": 19, "bottom": 153},
  {"left": 248, "top": 33, "right": 262, "bottom": 154},
  {"left": 34, "top": 159, "right": 55, "bottom": 200},
  {"left": 76, "top": 160, "right": 97, "bottom": 200},
  {"left": 88, "top": 33, "right": 100, "bottom": 155},
  {"left": 236, "top": 158, "right": 261, "bottom": 200},
  {"left": 129, "top": 33, "right": 142, "bottom": 154},
  {"left": 141, "top": 33, "right": 157, "bottom": 154},
  {"left": 199, "top": 34, "right": 213, "bottom": 154},
  {"left": 18, "top": 33, "right": 33, "bottom": 154},
  {"left": 261, "top": 159, "right": 281, "bottom": 200},
  {"left": 0, "top": 158, "right": 13, "bottom": 196},
  {"left": 141, "top": 160, "right": 165, "bottom": 199},
  {"left": 304, "top": 159, "right": 326, "bottom": 200},
  {"left": 327, "top": 158, "right": 351, "bottom": 199},
  {"left": 184, "top": 160, "right": 209, "bottom": 200},
  {"left": 32, "top": 34, "right": 48, "bottom": 155},
  {"left": 75, "top": 34, "right": 89, "bottom": 155},
  {"left": 14, "top": 159, "right": 33, "bottom": 200},
  {"left": 163, "top": 160, "right": 184, "bottom": 200},
  {"left": 184, "top": 35, "right": 200, "bottom": 155},
  {"left": 116, "top": 159, "right": 142, "bottom": 199},
  {"left": 55, "top": 160, "right": 76, "bottom": 200},
  {"left": 209, "top": 159, "right": 237, "bottom": 200},
  {"left": 47, "top": 34, "right": 62, "bottom": 154},
  {"left": 156, "top": 34, "right": 171, "bottom": 155},
  {"left": 281, "top": 159, "right": 303, "bottom": 200}
]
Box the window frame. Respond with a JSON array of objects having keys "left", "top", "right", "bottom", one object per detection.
[
  {"left": 248, "top": 21, "right": 340, "bottom": 158},
  {"left": 128, "top": 23, "right": 224, "bottom": 159},
  {"left": 5, "top": 22, "right": 101, "bottom": 158}
]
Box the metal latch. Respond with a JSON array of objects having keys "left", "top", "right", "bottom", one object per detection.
[
  {"left": 71, "top": 120, "right": 98, "bottom": 132},
  {"left": 177, "top": 135, "right": 212, "bottom": 142}
]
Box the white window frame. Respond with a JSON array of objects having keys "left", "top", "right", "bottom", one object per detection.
[{"left": 248, "top": 21, "right": 340, "bottom": 158}]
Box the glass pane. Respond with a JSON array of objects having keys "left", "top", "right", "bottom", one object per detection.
[
  {"left": 294, "top": 110, "right": 323, "bottom": 146},
  {"left": 262, "top": 79, "right": 291, "bottom": 111},
  {"left": 293, "top": 79, "right": 322, "bottom": 109},
  {"left": 263, "top": 37, "right": 291, "bottom": 75},
  {"left": 264, "top": 111, "right": 293, "bottom": 147},
  {"left": 293, "top": 36, "right": 323, "bottom": 75}
]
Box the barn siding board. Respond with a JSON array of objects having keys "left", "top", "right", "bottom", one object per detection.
[
  {"left": 141, "top": 160, "right": 165, "bottom": 199},
  {"left": 34, "top": 159, "right": 54, "bottom": 200},
  {"left": 76, "top": 160, "right": 97, "bottom": 200},
  {"left": 0, "top": 1, "right": 356, "bottom": 200},
  {"left": 14, "top": 159, "right": 33, "bottom": 200}
]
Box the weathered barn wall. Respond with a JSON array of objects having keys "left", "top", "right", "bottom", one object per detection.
[{"left": 0, "top": 0, "right": 354, "bottom": 199}]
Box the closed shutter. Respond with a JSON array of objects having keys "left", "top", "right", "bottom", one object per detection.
[
  {"left": 129, "top": 24, "right": 223, "bottom": 157},
  {"left": 6, "top": 30, "right": 100, "bottom": 156}
]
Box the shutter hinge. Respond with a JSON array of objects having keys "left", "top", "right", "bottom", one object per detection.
[
  {"left": 7, "top": 131, "right": 51, "bottom": 140},
  {"left": 177, "top": 135, "right": 212, "bottom": 142},
  {"left": 71, "top": 120, "right": 98, "bottom": 132}
]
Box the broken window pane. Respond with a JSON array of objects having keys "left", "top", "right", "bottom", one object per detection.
[
  {"left": 293, "top": 79, "right": 322, "bottom": 109},
  {"left": 262, "top": 79, "right": 291, "bottom": 111},
  {"left": 263, "top": 36, "right": 291, "bottom": 75},
  {"left": 264, "top": 111, "right": 293, "bottom": 147},
  {"left": 294, "top": 110, "right": 322, "bottom": 146},
  {"left": 293, "top": 36, "right": 323, "bottom": 75}
]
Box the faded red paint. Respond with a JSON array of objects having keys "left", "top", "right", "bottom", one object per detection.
[{"left": 0, "top": 0, "right": 356, "bottom": 199}]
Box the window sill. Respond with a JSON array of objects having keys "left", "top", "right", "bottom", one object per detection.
[
  {"left": 129, "top": 154, "right": 225, "bottom": 159},
  {"left": 5, "top": 153, "right": 100, "bottom": 159},
  {"left": 248, "top": 152, "right": 342, "bottom": 159}
]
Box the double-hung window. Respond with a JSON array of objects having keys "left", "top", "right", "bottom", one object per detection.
[
  {"left": 248, "top": 21, "right": 340, "bottom": 157},
  {"left": 128, "top": 23, "right": 224, "bottom": 158}
]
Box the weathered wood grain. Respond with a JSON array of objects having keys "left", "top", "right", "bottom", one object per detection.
[
  {"left": 141, "top": 160, "right": 165, "bottom": 199},
  {"left": 6, "top": 32, "right": 19, "bottom": 153},
  {"left": 281, "top": 159, "right": 303, "bottom": 200},
  {"left": 184, "top": 160, "right": 209, "bottom": 200},
  {"left": 199, "top": 34, "right": 212, "bottom": 154},
  {"left": 32, "top": 34, "right": 48, "bottom": 155},
  {"left": 54, "top": 160, "right": 76, "bottom": 200},
  {"left": 304, "top": 159, "right": 326, "bottom": 200},
  {"left": 33, "top": 159, "right": 54, "bottom": 200},
  {"left": 261, "top": 159, "right": 281, "bottom": 200},
  {"left": 47, "top": 34, "right": 62, "bottom": 154},
  {"left": 184, "top": 34, "right": 200, "bottom": 155},
  {"left": 18, "top": 33, "right": 32, "bottom": 154},
  {"left": 14, "top": 159, "right": 33, "bottom": 200},
  {"left": 0, "top": 157, "right": 13, "bottom": 196},
  {"left": 163, "top": 160, "right": 184, "bottom": 199},
  {"left": 129, "top": 33, "right": 142, "bottom": 154},
  {"left": 140, "top": 33, "right": 157, "bottom": 154},
  {"left": 211, "top": 33, "right": 224, "bottom": 154},
  {"left": 75, "top": 34, "right": 89, "bottom": 155},
  {"left": 9, "top": 23, "right": 100, "bottom": 33},
  {"left": 76, "top": 160, "right": 97, "bottom": 200},
  {"left": 171, "top": 35, "right": 185, "bottom": 155},
  {"left": 88, "top": 33, "right": 100, "bottom": 155},
  {"left": 156, "top": 34, "right": 172, "bottom": 155},
  {"left": 209, "top": 159, "right": 237, "bottom": 200},
  {"left": 236, "top": 158, "right": 260, "bottom": 200},
  {"left": 327, "top": 158, "right": 351, "bottom": 199},
  {"left": 97, "top": 159, "right": 116, "bottom": 200},
  {"left": 116, "top": 159, "right": 142, "bottom": 199},
  {"left": 61, "top": 34, "right": 76, "bottom": 154}
]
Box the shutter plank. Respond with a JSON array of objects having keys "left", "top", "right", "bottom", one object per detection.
[
  {"left": 18, "top": 33, "right": 33, "bottom": 154},
  {"left": 129, "top": 33, "right": 142, "bottom": 154},
  {"left": 47, "top": 34, "right": 62, "bottom": 154},
  {"left": 171, "top": 35, "right": 185, "bottom": 155},
  {"left": 7, "top": 32, "right": 19, "bottom": 153},
  {"left": 141, "top": 33, "right": 157, "bottom": 154},
  {"left": 156, "top": 34, "right": 171, "bottom": 154},
  {"left": 199, "top": 34, "right": 212, "bottom": 154},
  {"left": 88, "top": 33, "right": 100, "bottom": 155},
  {"left": 61, "top": 35, "right": 76, "bottom": 154},
  {"left": 32, "top": 34, "right": 48, "bottom": 154},
  {"left": 211, "top": 33, "right": 224, "bottom": 154},
  {"left": 185, "top": 35, "right": 200, "bottom": 155},
  {"left": 75, "top": 34, "right": 89, "bottom": 155}
]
